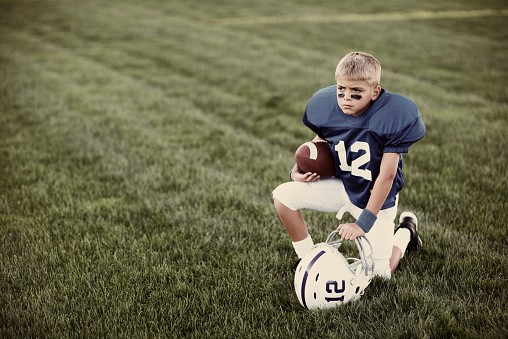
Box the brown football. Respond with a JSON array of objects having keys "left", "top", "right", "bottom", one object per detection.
[{"left": 295, "top": 141, "right": 335, "bottom": 178}]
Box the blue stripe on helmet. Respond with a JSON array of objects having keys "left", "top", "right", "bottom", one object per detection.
[{"left": 301, "top": 250, "right": 326, "bottom": 309}]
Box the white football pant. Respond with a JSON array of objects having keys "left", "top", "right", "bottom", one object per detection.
[{"left": 273, "top": 177, "right": 397, "bottom": 279}]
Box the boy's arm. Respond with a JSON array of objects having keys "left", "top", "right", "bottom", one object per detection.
[
  {"left": 365, "top": 152, "right": 400, "bottom": 215},
  {"left": 337, "top": 152, "right": 400, "bottom": 240}
]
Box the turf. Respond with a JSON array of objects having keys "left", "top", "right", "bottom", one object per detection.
[{"left": 0, "top": 0, "right": 507, "bottom": 338}]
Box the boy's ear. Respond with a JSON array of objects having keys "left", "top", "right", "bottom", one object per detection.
[{"left": 372, "top": 86, "right": 381, "bottom": 100}]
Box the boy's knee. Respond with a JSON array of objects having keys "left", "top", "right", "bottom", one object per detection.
[
  {"left": 272, "top": 183, "right": 300, "bottom": 211},
  {"left": 274, "top": 197, "right": 294, "bottom": 215}
]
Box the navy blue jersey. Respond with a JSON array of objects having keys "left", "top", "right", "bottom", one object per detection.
[{"left": 303, "top": 85, "right": 425, "bottom": 209}]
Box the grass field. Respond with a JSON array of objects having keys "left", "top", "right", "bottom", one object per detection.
[{"left": 1, "top": 0, "right": 507, "bottom": 337}]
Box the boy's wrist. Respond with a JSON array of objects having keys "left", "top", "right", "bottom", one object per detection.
[
  {"left": 355, "top": 209, "right": 377, "bottom": 233},
  {"left": 289, "top": 164, "right": 297, "bottom": 180}
]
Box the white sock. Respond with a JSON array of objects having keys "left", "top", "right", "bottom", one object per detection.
[
  {"left": 374, "top": 259, "right": 392, "bottom": 280},
  {"left": 292, "top": 234, "right": 314, "bottom": 259},
  {"left": 393, "top": 228, "right": 411, "bottom": 258}
]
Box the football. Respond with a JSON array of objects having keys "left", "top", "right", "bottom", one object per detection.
[{"left": 295, "top": 140, "right": 335, "bottom": 178}]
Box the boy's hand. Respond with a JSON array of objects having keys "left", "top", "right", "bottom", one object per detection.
[
  {"left": 337, "top": 223, "right": 366, "bottom": 240},
  {"left": 291, "top": 164, "right": 320, "bottom": 182}
]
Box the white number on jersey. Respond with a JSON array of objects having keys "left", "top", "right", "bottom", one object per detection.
[{"left": 335, "top": 141, "right": 372, "bottom": 181}]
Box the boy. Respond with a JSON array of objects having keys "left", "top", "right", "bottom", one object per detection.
[{"left": 273, "top": 52, "right": 425, "bottom": 279}]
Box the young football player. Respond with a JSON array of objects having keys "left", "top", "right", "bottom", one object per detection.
[{"left": 273, "top": 52, "right": 425, "bottom": 279}]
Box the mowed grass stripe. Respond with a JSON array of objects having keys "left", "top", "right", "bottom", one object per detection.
[{"left": 218, "top": 8, "right": 508, "bottom": 25}]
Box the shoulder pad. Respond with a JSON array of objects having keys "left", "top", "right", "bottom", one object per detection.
[{"left": 305, "top": 85, "right": 337, "bottom": 125}]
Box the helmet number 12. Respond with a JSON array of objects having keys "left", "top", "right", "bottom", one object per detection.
[
  {"left": 325, "top": 280, "right": 345, "bottom": 302},
  {"left": 335, "top": 140, "right": 372, "bottom": 181}
]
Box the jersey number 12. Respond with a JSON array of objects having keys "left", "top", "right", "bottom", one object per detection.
[{"left": 335, "top": 140, "right": 372, "bottom": 181}]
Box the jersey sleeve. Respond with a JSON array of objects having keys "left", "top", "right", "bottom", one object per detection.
[
  {"left": 383, "top": 115, "right": 426, "bottom": 153},
  {"left": 369, "top": 94, "right": 426, "bottom": 153}
]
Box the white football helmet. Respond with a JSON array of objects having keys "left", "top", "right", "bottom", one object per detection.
[{"left": 294, "top": 231, "right": 374, "bottom": 310}]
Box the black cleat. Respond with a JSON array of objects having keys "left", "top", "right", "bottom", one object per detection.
[{"left": 396, "top": 212, "right": 422, "bottom": 252}]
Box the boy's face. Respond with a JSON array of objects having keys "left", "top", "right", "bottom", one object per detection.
[{"left": 336, "top": 78, "right": 381, "bottom": 118}]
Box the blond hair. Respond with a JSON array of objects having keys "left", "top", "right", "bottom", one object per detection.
[{"left": 335, "top": 52, "right": 381, "bottom": 87}]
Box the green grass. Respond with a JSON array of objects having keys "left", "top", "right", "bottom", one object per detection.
[{"left": 1, "top": 0, "right": 507, "bottom": 337}]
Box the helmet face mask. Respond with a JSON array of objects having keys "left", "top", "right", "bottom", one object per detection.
[{"left": 294, "top": 231, "right": 374, "bottom": 310}]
